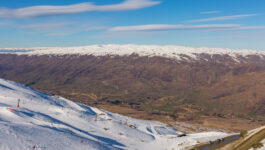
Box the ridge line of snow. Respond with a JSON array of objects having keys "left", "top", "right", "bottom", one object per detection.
[
  {"left": 1, "top": 44, "right": 265, "bottom": 63},
  {"left": 1, "top": 44, "right": 265, "bottom": 56}
]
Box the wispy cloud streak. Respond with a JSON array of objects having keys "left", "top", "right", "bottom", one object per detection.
[
  {"left": 109, "top": 24, "right": 242, "bottom": 31},
  {"left": 0, "top": 0, "right": 161, "bottom": 18},
  {"left": 109, "top": 24, "right": 265, "bottom": 32},
  {"left": 188, "top": 14, "right": 257, "bottom": 22},
  {"left": 200, "top": 11, "right": 221, "bottom": 14},
  {"left": 210, "top": 26, "right": 265, "bottom": 31}
]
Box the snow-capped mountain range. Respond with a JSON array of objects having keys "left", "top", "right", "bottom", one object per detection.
[
  {"left": 1, "top": 44, "right": 265, "bottom": 62},
  {"left": 0, "top": 78, "right": 230, "bottom": 150}
]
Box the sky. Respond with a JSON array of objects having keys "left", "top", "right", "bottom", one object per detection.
[{"left": 0, "top": 0, "right": 265, "bottom": 50}]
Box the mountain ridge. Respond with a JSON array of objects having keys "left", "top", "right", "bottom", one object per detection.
[{"left": 1, "top": 44, "right": 265, "bottom": 63}]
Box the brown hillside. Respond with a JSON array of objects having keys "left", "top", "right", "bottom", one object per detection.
[{"left": 0, "top": 54, "right": 264, "bottom": 130}]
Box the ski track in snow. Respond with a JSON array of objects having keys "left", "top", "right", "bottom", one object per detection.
[
  {"left": 0, "top": 78, "right": 230, "bottom": 150},
  {"left": 1, "top": 44, "right": 265, "bottom": 62}
]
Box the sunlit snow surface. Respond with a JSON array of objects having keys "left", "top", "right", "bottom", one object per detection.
[
  {"left": 1, "top": 44, "right": 265, "bottom": 62},
  {"left": 0, "top": 78, "right": 229, "bottom": 150}
]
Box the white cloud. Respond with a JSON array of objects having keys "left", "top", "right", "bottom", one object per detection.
[
  {"left": 236, "top": 26, "right": 265, "bottom": 30},
  {"left": 210, "top": 26, "right": 265, "bottom": 31},
  {"left": 200, "top": 11, "right": 221, "bottom": 14},
  {"left": 188, "top": 14, "right": 257, "bottom": 22},
  {"left": 0, "top": 0, "right": 161, "bottom": 18},
  {"left": 109, "top": 24, "right": 265, "bottom": 32},
  {"left": 109, "top": 24, "right": 242, "bottom": 31}
]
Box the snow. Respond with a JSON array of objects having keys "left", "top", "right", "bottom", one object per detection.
[
  {"left": 258, "top": 139, "right": 265, "bottom": 150},
  {"left": 248, "top": 126, "right": 265, "bottom": 150},
  {"left": 1, "top": 44, "right": 265, "bottom": 62},
  {"left": 0, "top": 78, "right": 230, "bottom": 150},
  {"left": 248, "top": 139, "right": 265, "bottom": 150}
]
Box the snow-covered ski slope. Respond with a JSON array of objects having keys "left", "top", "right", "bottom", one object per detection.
[
  {"left": 0, "top": 78, "right": 229, "bottom": 150},
  {"left": 1, "top": 44, "right": 265, "bottom": 61}
]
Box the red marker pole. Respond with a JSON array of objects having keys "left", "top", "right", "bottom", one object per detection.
[{"left": 17, "top": 99, "right": 20, "bottom": 108}]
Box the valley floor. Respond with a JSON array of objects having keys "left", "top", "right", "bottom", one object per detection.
[{"left": 96, "top": 104, "right": 263, "bottom": 133}]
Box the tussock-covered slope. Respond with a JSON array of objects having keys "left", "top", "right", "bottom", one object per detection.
[{"left": 0, "top": 78, "right": 229, "bottom": 150}]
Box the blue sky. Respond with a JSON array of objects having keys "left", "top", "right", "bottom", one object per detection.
[{"left": 0, "top": 0, "right": 265, "bottom": 49}]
